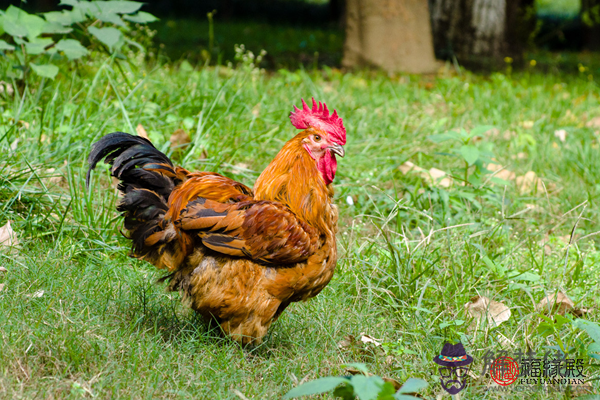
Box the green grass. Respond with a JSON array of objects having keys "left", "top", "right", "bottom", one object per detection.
[
  {"left": 153, "top": 18, "right": 343, "bottom": 69},
  {"left": 1, "top": 51, "right": 600, "bottom": 399}
]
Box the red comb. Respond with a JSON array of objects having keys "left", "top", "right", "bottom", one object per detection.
[{"left": 290, "top": 98, "right": 346, "bottom": 145}]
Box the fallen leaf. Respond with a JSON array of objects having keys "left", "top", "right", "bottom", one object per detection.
[
  {"left": 503, "top": 130, "right": 517, "bottom": 140},
  {"left": 554, "top": 129, "right": 567, "bottom": 142},
  {"left": 465, "top": 295, "right": 511, "bottom": 328},
  {"left": 486, "top": 163, "right": 516, "bottom": 181},
  {"left": 360, "top": 334, "right": 382, "bottom": 346},
  {"left": 0, "top": 81, "right": 14, "bottom": 97},
  {"left": 521, "top": 121, "right": 534, "bottom": 129},
  {"left": 399, "top": 161, "right": 452, "bottom": 187},
  {"left": 398, "top": 161, "right": 424, "bottom": 175},
  {"left": 337, "top": 335, "right": 355, "bottom": 349},
  {"left": 136, "top": 124, "right": 149, "bottom": 139},
  {"left": 570, "top": 380, "right": 595, "bottom": 397},
  {"left": 170, "top": 129, "right": 191, "bottom": 151},
  {"left": 515, "top": 171, "right": 549, "bottom": 194},
  {"left": 586, "top": 116, "right": 600, "bottom": 128},
  {"left": 536, "top": 291, "right": 588, "bottom": 316},
  {"left": 27, "top": 290, "right": 44, "bottom": 298},
  {"left": 0, "top": 267, "right": 6, "bottom": 273},
  {"left": 0, "top": 221, "right": 18, "bottom": 248},
  {"left": 0, "top": 283, "right": 4, "bottom": 292},
  {"left": 251, "top": 104, "right": 261, "bottom": 117}
]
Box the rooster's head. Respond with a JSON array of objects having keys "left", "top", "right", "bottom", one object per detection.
[{"left": 290, "top": 98, "right": 346, "bottom": 185}]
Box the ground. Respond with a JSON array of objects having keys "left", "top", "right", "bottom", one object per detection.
[{"left": 0, "top": 39, "right": 599, "bottom": 399}]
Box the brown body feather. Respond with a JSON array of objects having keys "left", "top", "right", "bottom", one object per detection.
[{"left": 88, "top": 128, "right": 339, "bottom": 344}]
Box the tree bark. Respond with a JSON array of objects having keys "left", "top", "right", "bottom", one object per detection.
[
  {"left": 342, "top": 0, "right": 438, "bottom": 74},
  {"left": 430, "top": 0, "right": 535, "bottom": 68}
]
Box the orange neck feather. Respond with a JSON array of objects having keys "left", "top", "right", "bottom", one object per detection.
[{"left": 254, "top": 130, "right": 332, "bottom": 234}]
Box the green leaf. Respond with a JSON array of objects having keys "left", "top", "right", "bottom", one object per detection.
[
  {"left": 59, "top": 0, "right": 80, "bottom": 6},
  {"left": 44, "top": 10, "right": 75, "bottom": 25},
  {"left": 376, "top": 382, "right": 396, "bottom": 400},
  {"left": 97, "top": 1, "right": 144, "bottom": 14},
  {"left": 123, "top": 11, "right": 158, "bottom": 23},
  {"left": 19, "top": 12, "right": 46, "bottom": 39},
  {"left": 428, "top": 132, "right": 458, "bottom": 143},
  {"left": 351, "top": 375, "right": 385, "bottom": 400},
  {"left": 333, "top": 384, "right": 356, "bottom": 400},
  {"left": 507, "top": 271, "right": 540, "bottom": 282},
  {"left": 283, "top": 377, "right": 348, "bottom": 399},
  {"left": 56, "top": 39, "right": 89, "bottom": 60},
  {"left": 88, "top": 26, "right": 122, "bottom": 50},
  {"left": 0, "top": 40, "right": 15, "bottom": 50},
  {"left": 97, "top": 12, "right": 127, "bottom": 27},
  {"left": 470, "top": 125, "right": 495, "bottom": 137},
  {"left": 573, "top": 319, "right": 600, "bottom": 344},
  {"left": 30, "top": 63, "right": 59, "bottom": 80},
  {"left": 25, "top": 38, "right": 55, "bottom": 55},
  {"left": 3, "top": 18, "right": 28, "bottom": 37},
  {"left": 398, "top": 378, "right": 428, "bottom": 394},
  {"left": 394, "top": 395, "right": 421, "bottom": 400},
  {"left": 460, "top": 145, "right": 480, "bottom": 165},
  {"left": 42, "top": 21, "right": 73, "bottom": 34}
]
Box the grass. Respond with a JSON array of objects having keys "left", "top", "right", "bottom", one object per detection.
[{"left": 0, "top": 47, "right": 600, "bottom": 399}]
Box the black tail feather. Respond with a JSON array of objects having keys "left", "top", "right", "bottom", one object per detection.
[{"left": 87, "top": 132, "right": 180, "bottom": 262}]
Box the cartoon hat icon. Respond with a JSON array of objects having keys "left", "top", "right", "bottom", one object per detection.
[{"left": 433, "top": 342, "right": 473, "bottom": 367}]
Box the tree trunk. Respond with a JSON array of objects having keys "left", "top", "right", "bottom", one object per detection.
[
  {"left": 342, "top": 0, "right": 438, "bottom": 74},
  {"left": 430, "top": 0, "right": 535, "bottom": 68}
]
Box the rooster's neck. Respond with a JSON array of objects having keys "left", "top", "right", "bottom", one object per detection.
[{"left": 253, "top": 138, "right": 332, "bottom": 234}]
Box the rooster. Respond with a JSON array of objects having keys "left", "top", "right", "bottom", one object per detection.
[{"left": 87, "top": 99, "right": 346, "bottom": 345}]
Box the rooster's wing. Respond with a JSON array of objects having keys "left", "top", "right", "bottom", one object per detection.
[{"left": 174, "top": 192, "right": 320, "bottom": 264}]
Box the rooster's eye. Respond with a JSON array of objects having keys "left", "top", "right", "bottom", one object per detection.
[{"left": 314, "top": 135, "right": 321, "bottom": 142}]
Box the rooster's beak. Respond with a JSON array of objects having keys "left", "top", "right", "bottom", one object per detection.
[{"left": 328, "top": 143, "right": 345, "bottom": 158}]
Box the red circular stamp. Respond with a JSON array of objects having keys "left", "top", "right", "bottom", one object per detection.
[{"left": 490, "top": 356, "right": 519, "bottom": 386}]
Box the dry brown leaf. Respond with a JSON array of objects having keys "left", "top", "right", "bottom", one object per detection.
[
  {"left": 136, "top": 124, "right": 149, "bottom": 139},
  {"left": 503, "top": 130, "right": 517, "bottom": 140},
  {"left": 337, "top": 335, "right": 355, "bottom": 349},
  {"left": 0, "top": 267, "right": 7, "bottom": 273},
  {"left": 570, "top": 380, "right": 595, "bottom": 397},
  {"left": 515, "top": 171, "right": 550, "bottom": 194},
  {"left": 586, "top": 116, "right": 600, "bottom": 128},
  {"left": 170, "top": 129, "right": 191, "bottom": 151},
  {"left": 398, "top": 162, "right": 452, "bottom": 187},
  {"left": 428, "top": 168, "right": 452, "bottom": 188},
  {"left": 0, "top": 81, "right": 14, "bottom": 97},
  {"left": 536, "top": 291, "right": 588, "bottom": 316},
  {"left": 554, "top": 129, "right": 567, "bottom": 142},
  {"left": 521, "top": 121, "right": 534, "bottom": 129},
  {"left": 27, "top": 290, "right": 44, "bottom": 298},
  {"left": 486, "top": 163, "right": 516, "bottom": 181},
  {"left": 398, "top": 161, "right": 424, "bottom": 175},
  {"left": 0, "top": 221, "right": 18, "bottom": 248},
  {"left": 251, "top": 104, "right": 261, "bottom": 117},
  {"left": 45, "top": 168, "right": 64, "bottom": 185},
  {"left": 0, "top": 283, "right": 4, "bottom": 292},
  {"left": 465, "top": 295, "right": 511, "bottom": 328},
  {"left": 359, "top": 334, "right": 382, "bottom": 346}
]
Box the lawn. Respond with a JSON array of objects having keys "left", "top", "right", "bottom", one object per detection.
[{"left": 1, "top": 45, "right": 600, "bottom": 399}]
